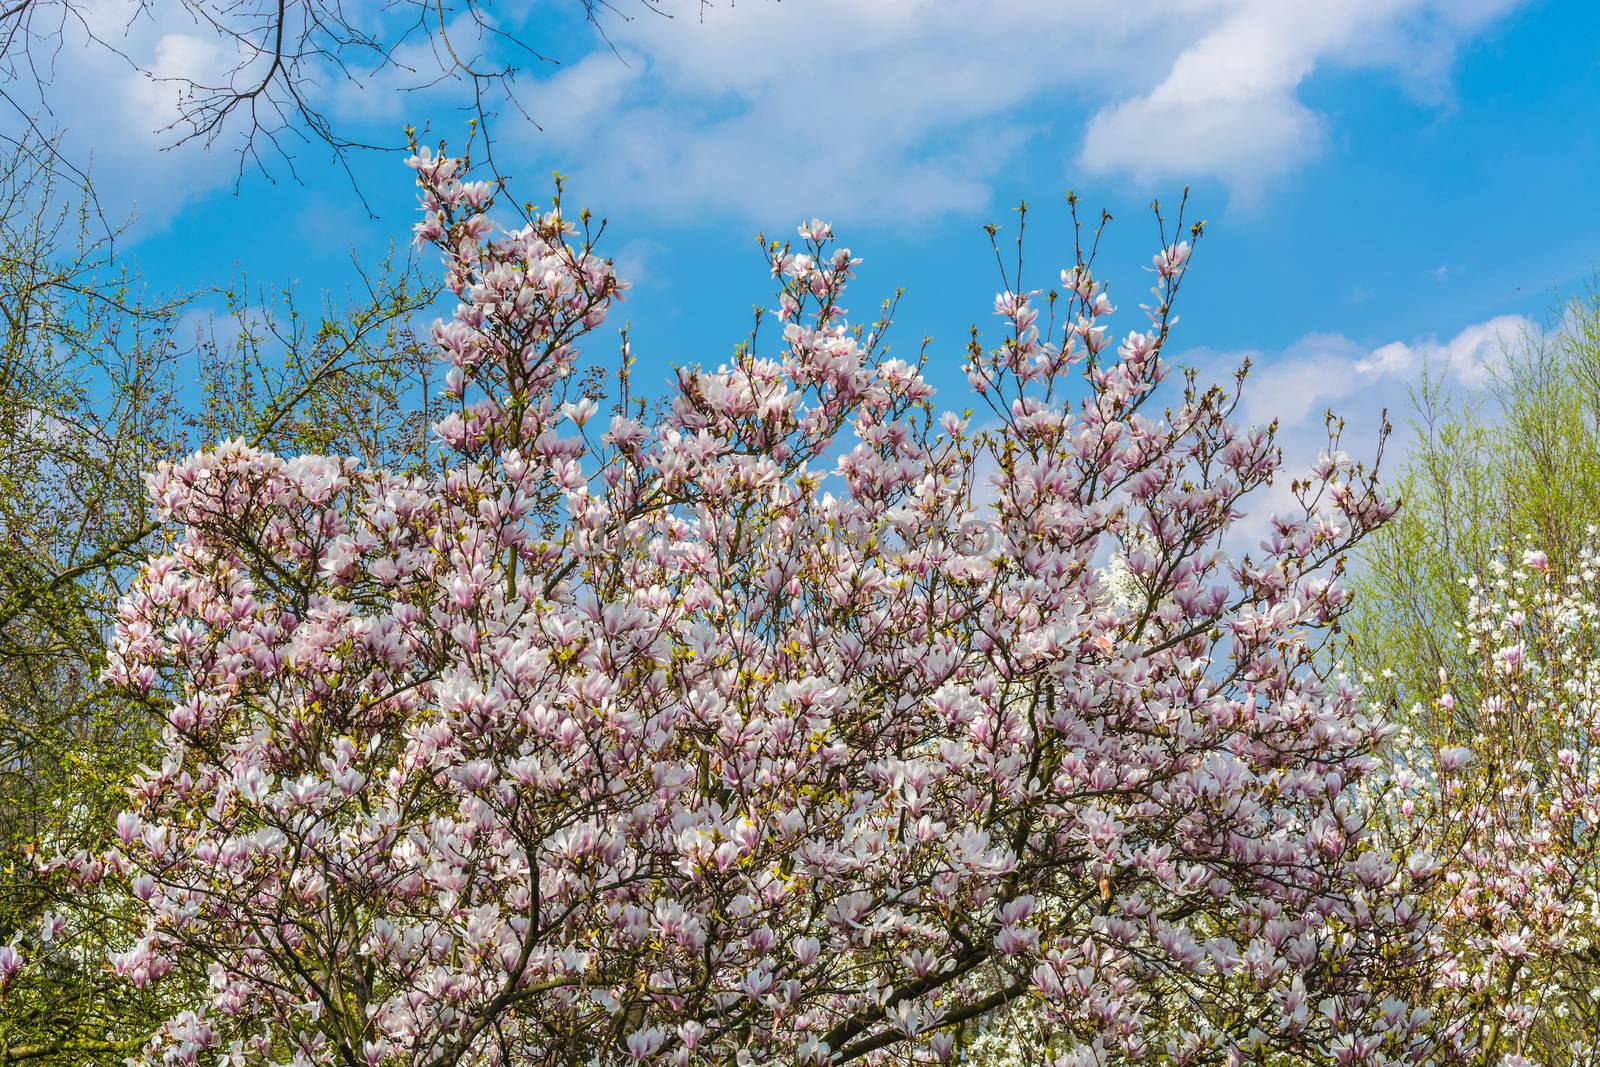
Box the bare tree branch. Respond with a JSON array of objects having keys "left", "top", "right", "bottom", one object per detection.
[{"left": 0, "top": 0, "right": 728, "bottom": 199}]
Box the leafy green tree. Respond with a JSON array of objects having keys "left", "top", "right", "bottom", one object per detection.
[
  {"left": 0, "top": 133, "right": 441, "bottom": 1067},
  {"left": 1348, "top": 286, "right": 1600, "bottom": 1064},
  {"left": 1347, "top": 286, "right": 1600, "bottom": 730}
]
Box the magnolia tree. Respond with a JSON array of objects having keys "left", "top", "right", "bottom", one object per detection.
[
  {"left": 50, "top": 148, "right": 1442, "bottom": 1066},
  {"left": 1380, "top": 539, "right": 1600, "bottom": 1065}
]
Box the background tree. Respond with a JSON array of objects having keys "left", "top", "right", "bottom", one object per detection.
[
  {"left": 1372, "top": 541, "right": 1600, "bottom": 1065},
  {"left": 0, "top": 131, "right": 441, "bottom": 1067},
  {"left": 0, "top": 0, "right": 720, "bottom": 195},
  {"left": 1346, "top": 290, "right": 1600, "bottom": 738},
  {"left": 1345, "top": 286, "right": 1600, "bottom": 1065}
]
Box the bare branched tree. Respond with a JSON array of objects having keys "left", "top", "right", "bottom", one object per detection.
[{"left": 0, "top": 0, "right": 719, "bottom": 198}]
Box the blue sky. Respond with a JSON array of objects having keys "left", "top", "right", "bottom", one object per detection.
[{"left": 51, "top": 0, "right": 1600, "bottom": 475}]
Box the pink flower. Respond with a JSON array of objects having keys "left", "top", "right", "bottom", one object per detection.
[
  {"left": 0, "top": 943, "right": 22, "bottom": 988},
  {"left": 624, "top": 1028, "right": 664, "bottom": 1060}
]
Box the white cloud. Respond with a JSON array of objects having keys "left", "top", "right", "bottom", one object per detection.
[
  {"left": 1082, "top": 90, "right": 1323, "bottom": 208},
  {"left": 1177, "top": 312, "right": 1534, "bottom": 546},
  {"left": 495, "top": 0, "right": 1523, "bottom": 225},
  {"left": 12, "top": 1, "right": 248, "bottom": 231},
  {"left": 1227, "top": 313, "right": 1529, "bottom": 429},
  {"left": 1076, "top": 1, "right": 1521, "bottom": 204},
  {"left": 17, "top": 0, "right": 1525, "bottom": 232}
]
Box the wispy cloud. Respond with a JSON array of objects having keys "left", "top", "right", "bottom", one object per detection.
[
  {"left": 1077, "top": 1, "right": 1522, "bottom": 206},
  {"left": 496, "top": 0, "right": 1524, "bottom": 225},
  {"left": 1178, "top": 313, "right": 1535, "bottom": 543},
  {"left": 26, "top": 0, "right": 1525, "bottom": 232},
  {"left": 17, "top": 0, "right": 249, "bottom": 229}
]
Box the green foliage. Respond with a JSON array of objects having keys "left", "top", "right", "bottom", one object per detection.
[
  {"left": 1346, "top": 285, "right": 1600, "bottom": 732},
  {"left": 0, "top": 134, "right": 443, "bottom": 1067},
  {"left": 0, "top": 133, "right": 186, "bottom": 1067},
  {"left": 1346, "top": 286, "right": 1600, "bottom": 1065}
]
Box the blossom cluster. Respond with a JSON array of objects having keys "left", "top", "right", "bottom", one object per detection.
[
  {"left": 1378, "top": 538, "right": 1600, "bottom": 1064},
  {"left": 59, "top": 148, "right": 1435, "bottom": 1067}
]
